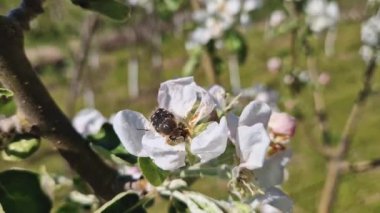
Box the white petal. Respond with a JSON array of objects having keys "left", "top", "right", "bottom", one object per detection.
[
  {"left": 252, "top": 187, "right": 293, "bottom": 213},
  {"left": 73, "top": 108, "right": 107, "bottom": 137},
  {"left": 239, "top": 101, "right": 272, "bottom": 128},
  {"left": 157, "top": 77, "right": 198, "bottom": 119},
  {"left": 237, "top": 124, "right": 270, "bottom": 170},
  {"left": 208, "top": 85, "right": 226, "bottom": 109},
  {"left": 191, "top": 117, "right": 228, "bottom": 163},
  {"left": 113, "top": 110, "right": 150, "bottom": 157},
  {"left": 254, "top": 150, "right": 292, "bottom": 190},
  {"left": 190, "top": 87, "right": 216, "bottom": 125},
  {"left": 225, "top": 0, "right": 241, "bottom": 16},
  {"left": 226, "top": 112, "right": 239, "bottom": 144},
  {"left": 142, "top": 132, "right": 186, "bottom": 171}
]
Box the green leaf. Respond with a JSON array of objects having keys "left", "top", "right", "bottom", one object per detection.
[
  {"left": 95, "top": 192, "right": 146, "bottom": 213},
  {"left": 71, "top": 0, "right": 130, "bottom": 21},
  {"left": 0, "top": 100, "right": 16, "bottom": 116},
  {"left": 0, "top": 88, "right": 13, "bottom": 105},
  {"left": 138, "top": 157, "right": 168, "bottom": 186},
  {"left": 87, "top": 123, "right": 120, "bottom": 150},
  {"left": 2, "top": 136, "right": 40, "bottom": 161},
  {"left": 0, "top": 169, "right": 52, "bottom": 213}
]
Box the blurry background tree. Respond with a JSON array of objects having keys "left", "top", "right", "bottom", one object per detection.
[{"left": 0, "top": 0, "right": 380, "bottom": 212}]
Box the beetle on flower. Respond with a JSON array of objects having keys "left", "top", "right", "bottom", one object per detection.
[{"left": 113, "top": 77, "right": 228, "bottom": 171}]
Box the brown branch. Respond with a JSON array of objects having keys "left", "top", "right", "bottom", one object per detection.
[
  {"left": 0, "top": 3, "right": 123, "bottom": 200},
  {"left": 318, "top": 56, "right": 378, "bottom": 213},
  {"left": 7, "top": 0, "right": 44, "bottom": 30},
  {"left": 66, "top": 14, "right": 100, "bottom": 117},
  {"left": 306, "top": 52, "right": 331, "bottom": 145},
  {"left": 341, "top": 158, "right": 380, "bottom": 173},
  {"left": 337, "top": 57, "right": 377, "bottom": 157}
]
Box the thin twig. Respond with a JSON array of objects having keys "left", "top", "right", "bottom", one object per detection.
[
  {"left": 318, "top": 56, "right": 378, "bottom": 213},
  {"left": 66, "top": 14, "right": 100, "bottom": 117},
  {"left": 306, "top": 50, "right": 331, "bottom": 145},
  {"left": 337, "top": 57, "right": 377, "bottom": 157},
  {"left": 341, "top": 158, "right": 380, "bottom": 173}
]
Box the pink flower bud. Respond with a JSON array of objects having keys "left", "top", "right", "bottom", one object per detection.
[
  {"left": 268, "top": 112, "right": 296, "bottom": 138},
  {"left": 267, "top": 57, "right": 282, "bottom": 74},
  {"left": 318, "top": 72, "right": 331, "bottom": 85}
]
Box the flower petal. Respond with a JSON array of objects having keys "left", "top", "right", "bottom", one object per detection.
[
  {"left": 190, "top": 87, "right": 216, "bottom": 125},
  {"left": 191, "top": 117, "right": 228, "bottom": 163},
  {"left": 226, "top": 112, "right": 239, "bottom": 144},
  {"left": 254, "top": 150, "right": 292, "bottom": 190},
  {"left": 73, "top": 108, "right": 107, "bottom": 137},
  {"left": 239, "top": 101, "right": 271, "bottom": 128},
  {"left": 142, "top": 132, "right": 186, "bottom": 171},
  {"left": 113, "top": 110, "right": 150, "bottom": 157},
  {"left": 237, "top": 123, "right": 270, "bottom": 170},
  {"left": 208, "top": 85, "right": 226, "bottom": 109},
  {"left": 251, "top": 187, "right": 293, "bottom": 213},
  {"left": 157, "top": 77, "right": 198, "bottom": 119}
]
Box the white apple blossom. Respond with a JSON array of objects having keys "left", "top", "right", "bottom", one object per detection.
[
  {"left": 226, "top": 102, "right": 293, "bottom": 211},
  {"left": 188, "top": 0, "right": 262, "bottom": 46},
  {"left": 113, "top": 77, "right": 228, "bottom": 170},
  {"left": 361, "top": 14, "right": 380, "bottom": 47},
  {"left": 305, "top": 0, "right": 340, "bottom": 33},
  {"left": 227, "top": 101, "right": 271, "bottom": 170},
  {"left": 73, "top": 108, "right": 107, "bottom": 137},
  {"left": 269, "top": 10, "right": 286, "bottom": 28}
]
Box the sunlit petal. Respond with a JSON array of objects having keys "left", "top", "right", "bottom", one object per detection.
[
  {"left": 142, "top": 132, "right": 186, "bottom": 171},
  {"left": 113, "top": 110, "right": 150, "bottom": 157},
  {"left": 191, "top": 117, "right": 228, "bottom": 163},
  {"left": 190, "top": 87, "right": 216, "bottom": 125},
  {"left": 237, "top": 124, "right": 270, "bottom": 170},
  {"left": 157, "top": 77, "right": 198, "bottom": 119},
  {"left": 239, "top": 101, "right": 271, "bottom": 128}
]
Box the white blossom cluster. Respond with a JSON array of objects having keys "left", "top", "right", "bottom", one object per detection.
[
  {"left": 187, "top": 0, "right": 262, "bottom": 48},
  {"left": 73, "top": 77, "right": 296, "bottom": 212},
  {"left": 360, "top": 11, "right": 380, "bottom": 62},
  {"left": 305, "top": 0, "right": 340, "bottom": 33}
]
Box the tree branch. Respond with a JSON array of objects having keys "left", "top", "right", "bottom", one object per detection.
[
  {"left": 7, "top": 0, "right": 44, "bottom": 30},
  {"left": 318, "top": 56, "right": 378, "bottom": 213},
  {"left": 341, "top": 158, "right": 380, "bottom": 173},
  {"left": 306, "top": 48, "right": 331, "bottom": 145},
  {"left": 0, "top": 2, "right": 123, "bottom": 200},
  {"left": 66, "top": 14, "right": 100, "bottom": 117}
]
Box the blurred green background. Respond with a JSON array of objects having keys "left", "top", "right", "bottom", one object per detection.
[{"left": 1, "top": 0, "right": 380, "bottom": 212}]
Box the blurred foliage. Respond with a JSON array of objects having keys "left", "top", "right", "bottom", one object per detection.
[{"left": 0, "top": 170, "right": 52, "bottom": 213}]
